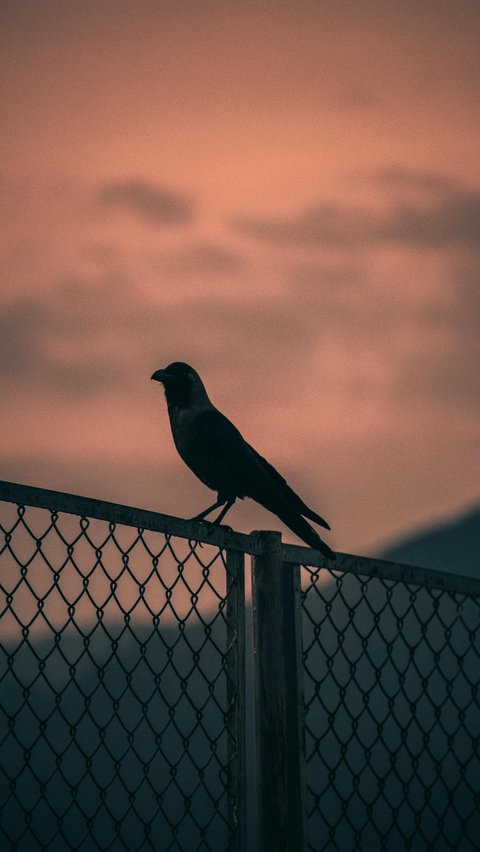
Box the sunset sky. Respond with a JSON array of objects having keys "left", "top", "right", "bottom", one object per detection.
[{"left": 1, "top": 0, "right": 479, "bottom": 556}]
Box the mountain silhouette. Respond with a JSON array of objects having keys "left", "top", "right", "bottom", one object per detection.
[{"left": 378, "top": 503, "right": 480, "bottom": 578}]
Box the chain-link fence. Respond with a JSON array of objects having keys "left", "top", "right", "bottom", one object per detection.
[
  {"left": 1, "top": 480, "right": 480, "bottom": 852},
  {"left": 0, "top": 483, "right": 246, "bottom": 852},
  {"left": 301, "top": 562, "right": 480, "bottom": 852}
]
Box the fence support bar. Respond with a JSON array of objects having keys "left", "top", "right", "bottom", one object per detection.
[
  {"left": 252, "top": 532, "right": 307, "bottom": 852},
  {"left": 226, "top": 549, "right": 246, "bottom": 852}
]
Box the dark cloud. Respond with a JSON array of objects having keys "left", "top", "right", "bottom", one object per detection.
[
  {"left": 0, "top": 271, "right": 316, "bottom": 402},
  {"left": 232, "top": 176, "right": 480, "bottom": 249},
  {"left": 380, "top": 191, "right": 480, "bottom": 248},
  {"left": 2, "top": 238, "right": 479, "bottom": 418},
  {"left": 152, "top": 242, "right": 248, "bottom": 278},
  {"left": 0, "top": 281, "right": 123, "bottom": 396},
  {"left": 233, "top": 203, "right": 368, "bottom": 248},
  {"left": 373, "top": 166, "right": 461, "bottom": 195},
  {"left": 98, "top": 180, "right": 195, "bottom": 226}
]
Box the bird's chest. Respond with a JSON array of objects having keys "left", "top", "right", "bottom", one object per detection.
[
  {"left": 168, "top": 405, "right": 219, "bottom": 487},
  {"left": 167, "top": 404, "right": 234, "bottom": 493},
  {"left": 168, "top": 406, "right": 199, "bottom": 466}
]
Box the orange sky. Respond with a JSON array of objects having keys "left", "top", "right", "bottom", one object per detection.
[{"left": 1, "top": 0, "right": 479, "bottom": 555}]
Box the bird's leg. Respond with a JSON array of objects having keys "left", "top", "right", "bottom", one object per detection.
[
  {"left": 189, "top": 497, "right": 225, "bottom": 522},
  {"left": 210, "top": 499, "right": 235, "bottom": 526}
]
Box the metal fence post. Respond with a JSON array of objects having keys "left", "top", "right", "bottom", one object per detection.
[
  {"left": 252, "top": 531, "right": 307, "bottom": 852},
  {"left": 226, "top": 549, "right": 246, "bottom": 852}
]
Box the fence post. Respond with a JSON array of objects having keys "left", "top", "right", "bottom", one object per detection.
[
  {"left": 226, "top": 549, "right": 246, "bottom": 852},
  {"left": 252, "top": 531, "right": 307, "bottom": 852}
]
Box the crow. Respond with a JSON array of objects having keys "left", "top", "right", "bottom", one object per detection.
[{"left": 151, "top": 362, "right": 335, "bottom": 559}]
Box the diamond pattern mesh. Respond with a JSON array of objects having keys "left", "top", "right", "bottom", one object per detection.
[
  {"left": 302, "top": 565, "right": 480, "bottom": 852},
  {"left": 0, "top": 501, "right": 243, "bottom": 851},
  {"left": 2, "top": 485, "right": 479, "bottom": 852}
]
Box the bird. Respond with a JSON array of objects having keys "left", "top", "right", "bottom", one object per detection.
[{"left": 151, "top": 362, "right": 335, "bottom": 559}]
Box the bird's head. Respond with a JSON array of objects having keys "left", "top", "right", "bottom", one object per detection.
[{"left": 151, "top": 362, "right": 210, "bottom": 409}]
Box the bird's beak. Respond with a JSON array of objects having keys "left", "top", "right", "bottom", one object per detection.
[{"left": 151, "top": 369, "right": 170, "bottom": 383}]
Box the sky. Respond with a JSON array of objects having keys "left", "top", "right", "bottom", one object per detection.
[{"left": 1, "top": 0, "right": 479, "bottom": 556}]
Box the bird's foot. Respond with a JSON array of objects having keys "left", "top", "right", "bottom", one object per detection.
[
  {"left": 202, "top": 521, "right": 234, "bottom": 537},
  {"left": 188, "top": 519, "right": 215, "bottom": 547},
  {"left": 189, "top": 519, "right": 234, "bottom": 540}
]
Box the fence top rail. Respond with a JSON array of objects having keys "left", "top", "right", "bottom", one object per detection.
[
  {"left": 1, "top": 479, "right": 479, "bottom": 597},
  {"left": 286, "top": 545, "right": 480, "bottom": 597},
  {"left": 0, "top": 478, "right": 259, "bottom": 554}
]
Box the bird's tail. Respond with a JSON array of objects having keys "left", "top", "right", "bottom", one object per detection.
[
  {"left": 276, "top": 508, "right": 336, "bottom": 560},
  {"left": 298, "top": 503, "right": 331, "bottom": 530}
]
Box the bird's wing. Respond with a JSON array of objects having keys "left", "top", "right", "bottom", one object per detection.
[
  {"left": 195, "top": 409, "right": 334, "bottom": 557},
  {"left": 196, "top": 408, "right": 250, "bottom": 453},
  {"left": 246, "top": 444, "right": 331, "bottom": 530},
  {"left": 196, "top": 410, "right": 330, "bottom": 530},
  {"left": 194, "top": 409, "right": 263, "bottom": 494}
]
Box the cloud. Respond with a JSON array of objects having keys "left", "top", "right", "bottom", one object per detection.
[
  {"left": 98, "top": 180, "right": 195, "bottom": 226},
  {"left": 2, "top": 216, "right": 479, "bottom": 431},
  {"left": 233, "top": 203, "right": 366, "bottom": 248},
  {"left": 373, "top": 166, "right": 461, "bottom": 195},
  {"left": 232, "top": 173, "right": 480, "bottom": 249},
  {"left": 0, "top": 271, "right": 317, "bottom": 403},
  {"left": 0, "top": 279, "right": 124, "bottom": 396},
  {"left": 379, "top": 190, "right": 480, "bottom": 248},
  {"left": 152, "top": 242, "right": 249, "bottom": 279}
]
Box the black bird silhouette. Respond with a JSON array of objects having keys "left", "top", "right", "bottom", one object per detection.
[{"left": 151, "top": 362, "right": 335, "bottom": 559}]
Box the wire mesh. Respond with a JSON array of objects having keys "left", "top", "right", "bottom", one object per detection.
[
  {"left": 0, "top": 498, "right": 244, "bottom": 852},
  {"left": 2, "top": 482, "right": 479, "bottom": 852},
  {"left": 301, "top": 565, "right": 480, "bottom": 852}
]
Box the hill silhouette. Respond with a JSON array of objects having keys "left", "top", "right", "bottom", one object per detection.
[{"left": 378, "top": 503, "right": 480, "bottom": 578}]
